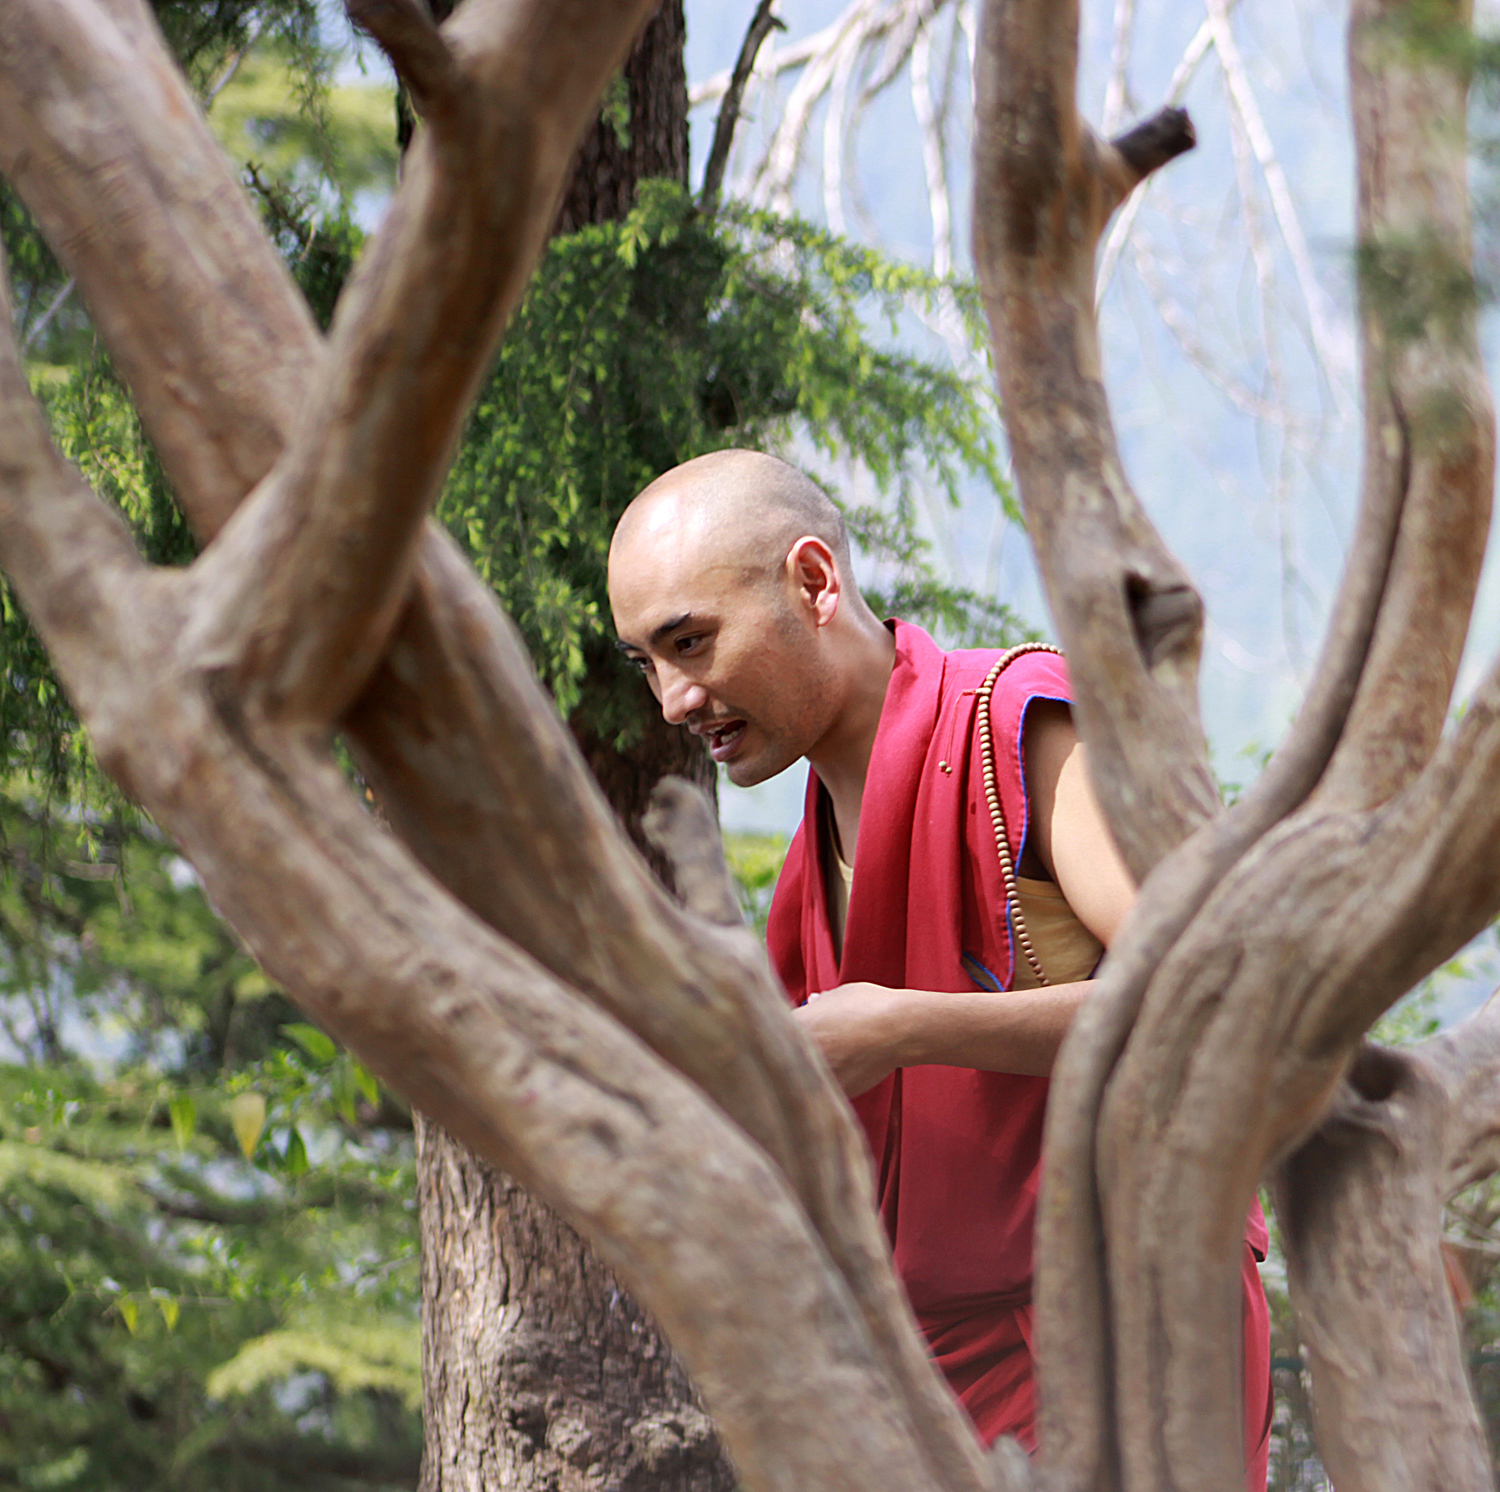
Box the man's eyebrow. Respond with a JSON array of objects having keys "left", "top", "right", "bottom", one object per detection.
[
  {"left": 648, "top": 612, "right": 695, "bottom": 647},
  {"left": 612, "top": 612, "right": 694, "bottom": 654}
]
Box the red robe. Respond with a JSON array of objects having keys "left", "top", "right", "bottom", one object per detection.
[{"left": 766, "top": 621, "right": 1271, "bottom": 1486}]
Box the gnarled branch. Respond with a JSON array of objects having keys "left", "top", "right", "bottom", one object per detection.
[{"left": 971, "top": 0, "right": 1216, "bottom": 882}]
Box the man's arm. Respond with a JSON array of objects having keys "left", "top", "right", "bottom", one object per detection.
[{"left": 795, "top": 704, "right": 1135, "bottom": 1096}]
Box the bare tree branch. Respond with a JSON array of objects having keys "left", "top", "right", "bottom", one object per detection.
[
  {"left": 640, "top": 778, "right": 745, "bottom": 929},
  {"left": 972, "top": 0, "right": 1216, "bottom": 881},
  {"left": 0, "top": 7, "right": 1014, "bottom": 1487},
  {"left": 1316, "top": 0, "right": 1495, "bottom": 811},
  {"left": 700, "top": 0, "right": 784, "bottom": 216},
  {"left": 347, "top": 0, "right": 461, "bottom": 121},
  {"left": 1095, "top": 8, "right": 1226, "bottom": 302},
  {"left": 1276, "top": 1020, "right": 1500, "bottom": 1492}
]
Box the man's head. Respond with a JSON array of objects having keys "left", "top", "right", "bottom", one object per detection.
[{"left": 608, "top": 451, "right": 873, "bottom": 786}]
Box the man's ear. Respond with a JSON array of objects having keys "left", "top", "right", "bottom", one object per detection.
[{"left": 786, "top": 536, "right": 841, "bottom": 627}]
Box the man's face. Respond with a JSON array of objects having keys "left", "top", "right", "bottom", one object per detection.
[{"left": 608, "top": 519, "right": 834, "bottom": 787}]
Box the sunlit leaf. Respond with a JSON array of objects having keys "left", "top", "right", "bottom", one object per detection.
[
  {"left": 168, "top": 1093, "right": 196, "bottom": 1152},
  {"left": 283, "top": 1022, "right": 337, "bottom": 1065},
  {"left": 352, "top": 1062, "right": 380, "bottom": 1106},
  {"left": 283, "top": 1126, "right": 309, "bottom": 1178},
  {"left": 228, "top": 1091, "right": 266, "bottom": 1160},
  {"left": 117, "top": 1293, "right": 138, "bottom": 1334}
]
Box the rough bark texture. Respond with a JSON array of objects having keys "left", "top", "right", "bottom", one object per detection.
[
  {"left": 412, "top": 8, "right": 727, "bottom": 1489},
  {"left": 553, "top": 0, "right": 688, "bottom": 235},
  {"left": 1277, "top": 1038, "right": 1495, "bottom": 1492},
  {"left": 417, "top": 1116, "right": 723, "bottom": 1492},
  {"left": 0, "top": 5, "right": 1007, "bottom": 1492},
  {"left": 971, "top": 0, "right": 1499, "bottom": 1490}
]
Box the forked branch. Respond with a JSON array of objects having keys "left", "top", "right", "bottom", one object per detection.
[
  {"left": 185, "top": 0, "right": 665, "bottom": 723},
  {"left": 972, "top": 0, "right": 1216, "bottom": 881},
  {"left": 347, "top": 0, "right": 461, "bottom": 120}
]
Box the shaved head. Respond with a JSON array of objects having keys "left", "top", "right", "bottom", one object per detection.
[
  {"left": 612, "top": 450, "right": 853, "bottom": 587},
  {"left": 607, "top": 450, "right": 886, "bottom": 786}
]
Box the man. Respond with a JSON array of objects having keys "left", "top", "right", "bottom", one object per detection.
[{"left": 607, "top": 449, "right": 1270, "bottom": 1485}]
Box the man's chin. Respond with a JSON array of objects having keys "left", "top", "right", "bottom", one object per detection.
[{"left": 723, "top": 746, "right": 795, "bottom": 789}]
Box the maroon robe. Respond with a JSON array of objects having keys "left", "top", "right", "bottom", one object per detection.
[{"left": 766, "top": 621, "right": 1271, "bottom": 1485}]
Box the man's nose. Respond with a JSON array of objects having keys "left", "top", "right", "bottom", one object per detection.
[{"left": 658, "top": 666, "right": 707, "bottom": 725}]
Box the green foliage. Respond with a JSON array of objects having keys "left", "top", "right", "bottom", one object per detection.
[
  {"left": 723, "top": 832, "right": 789, "bottom": 936},
  {"left": 148, "top": 1, "right": 325, "bottom": 99},
  {"left": 208, "top": 50, "right": 398, "bottom": 210},
  {"left": 0, "top": 780, "right": 419, "bottom": 1490},
  {"left": 442, "top": 179, "right": 1029, "bottom": 731},
  {"left": 0, "top": 1057, "right": 419, "bottom": 1492}
]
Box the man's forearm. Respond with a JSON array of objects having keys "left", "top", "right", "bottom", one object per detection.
[
  {"left": 796, "top": 979, "right": 1093, "bottom": 1095},
  {"left": 890, "top": 982, "right": 1091, "bottom": 1077}
]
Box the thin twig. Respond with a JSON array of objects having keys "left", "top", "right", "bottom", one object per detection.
[
  {"left": 910, "top": 15, "right": 951, "bottom": 277},
  {"left": 1205, "top": 0, "right": 1351, "bottom": 408},
  {"left": 701, "top": 0, "right": 785, "bottom": 216},
  {"left": 1101, "top": 0, "right": 1137, "bottom": 135},
  {"left": 21, "top": 277, "right": 77, "bottom": 353},
  {"left": 1096, "top": 7, "right": 1227, "bottom": 303}
]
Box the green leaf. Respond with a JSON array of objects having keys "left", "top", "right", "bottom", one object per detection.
[
  {"left": 352, "top": 1061, "right": 380, "bottom": 1106},
  {"left": 334, "top": 1062, "right": 359, "bottom": 1126},
  {"left": 228, "top": 1091, "right": 266, "bottom": 1160},
  {"left": 284, "top": 1126, "right": 309, "bottom": 1178},
  {"left": 283, "top": 1022, "right": 337, "bottom": 1065},
  {"left": 156, "top": 1293, "right": 180, "bottom": 1333},
  {"left": 168, "top": 1093, "right": 196, "bottom": 1152},
  {"left": 116, "top": 1293, "right": 139, "bottom": 1334}
]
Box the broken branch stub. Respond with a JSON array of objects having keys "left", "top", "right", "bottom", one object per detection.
[{"left": 971, "top": 0, "right": 1217, "bottom": 882}]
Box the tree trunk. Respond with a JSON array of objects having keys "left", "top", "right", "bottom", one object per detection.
[
  {"left": 552, "top": 0, "right": 688, "bottom": 235},
  {"left": 416, "top": 1114, "right": 724, "bottom": 1492},
  {"left": 415, "top": 8, "right": 729, "bottom": 1490}
]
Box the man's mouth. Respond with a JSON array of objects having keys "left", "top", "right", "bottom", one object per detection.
[{"left": 702, "top": 720, "right": 747, "bottom": 762}]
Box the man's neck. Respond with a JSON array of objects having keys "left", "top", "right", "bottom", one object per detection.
[{"left": 808, "top": 616, "right": 896, "bottom": 864}]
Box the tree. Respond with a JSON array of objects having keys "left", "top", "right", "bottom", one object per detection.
[
  {"left": 408, "top": 8, "right": 729, "bottom": 1488},
  {"left": 2, "top": 3, "right": 1499, "bottom": 1492},
  {"left": 414, "top": 6, "right": 1019, "bottom": 1486}
]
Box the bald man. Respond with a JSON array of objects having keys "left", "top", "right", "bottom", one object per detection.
[{"left": 608, "top": 450, "right": 1270, "bottom": 1482}]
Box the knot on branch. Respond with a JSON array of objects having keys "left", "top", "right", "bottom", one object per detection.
[
  {"left": 347, "top": 0, "right": 461, "bottom": 122},
  {"left": 641, "top": 777, "right": 745, "bottom": 929},
  {"left": 1124, "top": 573, "right": 1202, "bottom": 671},
  {"left": 1110, "top": 106, "right": 1196, "bottom": 186}
]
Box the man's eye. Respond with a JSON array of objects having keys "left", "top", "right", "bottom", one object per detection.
[{"left": 675, "top": 634, "right": 703, "bottom": 654}]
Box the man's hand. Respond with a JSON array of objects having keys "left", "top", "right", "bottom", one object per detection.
[{"left": 795, "top": 982, "right": 911, "bottom": 1098}]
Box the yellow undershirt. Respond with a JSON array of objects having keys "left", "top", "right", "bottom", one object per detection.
[{"left": 821, "top": 797, "right": 1101, "bottom": 983}]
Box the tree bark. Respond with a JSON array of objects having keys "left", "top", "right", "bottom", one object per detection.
[
  {"left": 414, "top": 8, "right": 729, "bottom": 1491},
  {"left": 416, "top": 1115, "right": 723, "bottom": 1492},
  {"left": 552, "top": 0, "right": 688, "bottom": 235}
]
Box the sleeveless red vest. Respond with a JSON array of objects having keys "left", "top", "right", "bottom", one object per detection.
[{"left": 766, "top": 622, "right": 1270, "bottom": 1482}]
